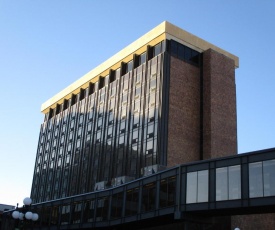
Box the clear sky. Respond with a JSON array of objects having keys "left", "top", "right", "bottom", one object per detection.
[{"left": 0, "top": 1, "right": 274, "bottom": 206}]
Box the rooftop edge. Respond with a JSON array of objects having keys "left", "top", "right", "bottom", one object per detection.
[{"left": 41, "top": 21, "right": 239, "bottom": 113}]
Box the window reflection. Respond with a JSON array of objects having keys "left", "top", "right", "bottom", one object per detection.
[
  {"left": 216, "top": 165, "right": 241, "bottom": 201},
  {"left": 249, "top": 160, "right": 275, "bottom": 198},
  {"left": 186, "top": 170, "right": 208, "bottom": 203},
  {"left": 142, "top": 183, "right": 156, "bottom": 212},
  {"left": 159, "top": 177, "right": 176, "bottom": 208},
  {"left": 125, "top": 188, "right": 139, "bottom": 216}
]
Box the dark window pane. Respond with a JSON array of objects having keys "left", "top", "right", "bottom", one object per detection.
[
  {"left": 185, "top": 47, "right": 192, "bottom": 61},
  {"left": 142, "top": 183, "right": 156, "bottom": 212},
  {"left": 178, "top": 44, "right": 184, "bottom": 60},
  {"left": 190, "top": 50, "right": 200, "bottom": 64},
  {"left": 170, "top": 40, "right": 178, "bottom": 56},
  {"left": 153, "top": 43, "right": 161, "bottom": 57}
]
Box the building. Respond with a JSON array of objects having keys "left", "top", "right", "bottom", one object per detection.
[
  {"left": 3, "top": 21, "right": 275, "bottom": 230},
  {"left": 30, "top": 21, "right": 238, "bottom": 203},
  {"left": 0, "top": 204, "right": 15, "bottom": 230}
]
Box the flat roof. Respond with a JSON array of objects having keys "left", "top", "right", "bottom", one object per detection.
[{"left": 41, "top": 21, "right": 239, "bottom": 113}]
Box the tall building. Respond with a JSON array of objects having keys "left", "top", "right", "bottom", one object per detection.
[
  {"left": 30, "top": 21, "right": 238, "bottom": 204},
  {"left": 3, "top": 21, "right": 275, "bottom": 230}
]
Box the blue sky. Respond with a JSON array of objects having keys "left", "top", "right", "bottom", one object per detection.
[{"left": 0, "top": 1, "right": 274, "bottom": 206}]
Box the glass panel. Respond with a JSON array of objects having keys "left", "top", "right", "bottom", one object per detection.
[
  {"left": 153, "top": 43, "right": 161, "bottom": 57},
  {"left": 186, "top": 172, "right": 197, "bottom": 203},
  {"left": 160, "top": 179, "right": 168, "bottom": 208},
  {"left": 263, "top": 159, "right": 275, "bottom": 196},
  {"left": 216, "top": 167, "right": 228, "bottom": 201},
  {"left": 72, "top": 202, "right": 82, "bottom": 223},
  {"left": 127, "top": 60, "right": 133, "bottom": 73},
  {"left": 83, "top": 200, "right": 95, "bottom": 222},
  {"left": 197, "top": 170, "right": 208, "bottom": 202},
  {"left": 60, "top": 204, "right": 70, "bottom": 225},
  {"left": 140, "top": 52, "right": 146, "bottom": 65},
  {"left": 160, "top": 177, "right": 176, "bottom": 208},
  {"left": 111, "top": 192, "right": 123, "bottom": 219},
  {"left": 228, "top": 165, "right": 241, "bottom": 200},
  {"left": 51, "top": 206, "right": 59, "bottom": 225},
  {"left": 178, "top": 44, "right": 184, "bottom": 60},
  {"left": 142, "top": 183, "right": 156, "bottom": 212},
  {"left": 249, "top": 162, "right": 263, "bottom": 198},
  {"left": 125, "top": 188, "right": 139, "bottom": 216},
  {"left": 96, "top": 197, "right": 109, "bottom": 221},
  {"left": 170, "top": 40, "right": 177, "bottom": 56}
]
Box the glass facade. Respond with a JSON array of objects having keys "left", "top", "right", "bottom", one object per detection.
[
  {"left": 30, "top": 39, "right": 202, "bottom": 203},
  {"left": 31, "top": 42, "right": 170, "bottom": 203}
]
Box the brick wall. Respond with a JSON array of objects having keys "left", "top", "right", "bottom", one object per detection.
[
  {"left": 167, "top": 56, "right": 201, "bottom": 167},
  {"left": 202, "top": 49, "right": 237, "bottom": 159}
]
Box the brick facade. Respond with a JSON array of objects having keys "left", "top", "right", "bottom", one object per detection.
[
  {"left": 202, "top": 49, "right": 237, "bottom": 159},
  {"left": 167, "top": 56, "right": 201, "bottom": 167}
]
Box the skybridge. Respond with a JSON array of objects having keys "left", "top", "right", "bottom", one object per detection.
[{"left": 2, "top": 148, "right": 275, "bottom": 230}]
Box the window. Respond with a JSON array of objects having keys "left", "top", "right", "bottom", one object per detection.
[
  {"left": 96, "top": 132, "right": 101, "bottom": 143},
  {"left": 170, "top": 40, "right": 200, "bottom": 65},
  {"left": 120, "top": 121, "right": 126, "bottom": 132},
  {"left": 87, "top": 122, "right": 92, "bottom": 132},
  {"left": 115, "top": 68, "right": 121, "bottom": 79},
  {"left": 135, "top": 86, "right": 141, "bottom": 96},
  {"left": 79, "top": 114, "right": 84, "bottom": 124},
  {"left": 66, "top": 155, "right": 70, "bottom": 165},
  {"left": 150, "top": 78, "right": 156, "bottom": 88},
  {"left": 88, "top": 109, "right": 94, "bottom": 120},
  {"left": 160, "top": 177, "right": 176, "bottom": 208},
  {"left": 148, "top": 109, "right": 155, "bottom": 121},
  {"left": 216, "top": 165, "right": 241, "bottom": 201},
  {"left": 121, "top": 109, "right": 126, "bottom": 119},
  {"left": 97, "top": 118, "right": 102, "bottom": 129},
  {"left": 109, "top": 99, "right": 115, "bottom": 110},
  {"left": 60, "top": 204, "right": 71, "bottom": 225},
  {"left": 70, "top": 120, "right": 75, "bottom": 129},
  {"left": 67, "top": 143, "right": 72, "bottom": 153},
  {"left": 178, "top": 43, "right": 184, "bottom": 59},
  {"left": 140, "top": 52, "right": 146, "bottom": 65},
  {"left": 146, "top": 139, "right": 153, "bottom": 154},
  {"left": 186, "top": 170, "right": 208, "bottom": 203},
  {"left": 111, "top": 193, "right": 123, "bottom": 219},
  {"left": 76, "top": 139, "right": 81, "bottom": 149},
  {"left": 72, "top": 202, "right": 82, "bottom": 224},
  {"left": 153, "top": 43, "right": 161, "bottom": 57},
  {"left": 119, "top": 135, "right": 124, "bottom": 146},
  {"left": 107, "top": 127, "right": 112, "bottom": 138},
  {"left": 69, "top": 131, "right": 73, "bottom": 140},
  {"left": 142, "top": 183, "right": 156, "bottom": 212},
  {"left": 125, "top": 188, "right": 139, "bottom": 216},
  {"left": 126, "top": 60, "right": 133, "bottom": 73},
  {"left": 132, "top": 130, "right": 138, "bottom": 143},
  {"left": 147, "top": 124, "right": 154, "bottom": 138},
  {"left": 77, "top": 127, "right": 82, "bottom": 137},
  {"left": 249, "top": 160, "right": 275, "bottom": 198}
]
